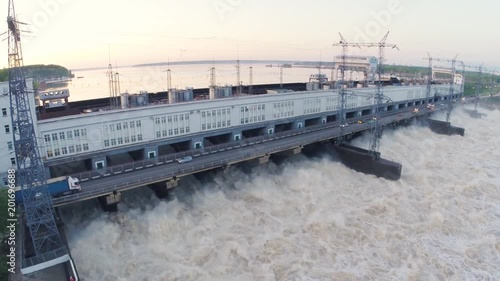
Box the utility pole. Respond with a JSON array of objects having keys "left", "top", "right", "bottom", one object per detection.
[
  {"left": 474, "top": 65, "right": 482, "bottom": 111},
  {"left": 209, "top": 66, "right": 216, "bottom": 99},
  {"left": 330, "top": 56, "right": 335, "bottom": 85},
  {"left": 249, "top": 66, "right": 253, "bottom": 95},
  {"left": 318, "top": 51, "right": 322, "bottom": 89},
  {"left": 279, "top": 65, "right": 283, "bottom": 88},
  {"left": 107, "top": 63, "right": 115, "bottom": 108},
  {"left": 445, "top": 55, "right": 458, "bottom": 123},
  {"left": 166, "top": 68, "right": 172, "bottom": 92},
  {"left": 425, "top": 52, "right": 433, "bottom": 105},
  {"left": 460, "top": 62, "right": 466, "bottom": 96},
  {"left": 489, "top": 70, "right": 496, "bottom": 96},
  {"left": 235, "top": 58, "right": 241, "bottom": 95},
  {"left": 332, "top": 33, "right": 349, "bottom": 138}
]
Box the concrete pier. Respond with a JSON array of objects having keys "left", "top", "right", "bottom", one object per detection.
[
  {"left": 98, "top": 191, "right": 121, "bottom": 212},
  {"left": 333, "top": 143, "right": 402, "bottom": 181},
  {"left": 463, "top": 109, "right": 487, "bottom": 119},
  {"left": 270, "top": 146, "right": 303, "bottom": 164},
  {"left": 426, "top": 119, "right": 465, "bottom": 136},
  {"left": 149, "top": 178, "right": 179, "bottom": 199},
  {"left": 258, "top": 154, "right": 270, "bottom": 165}
]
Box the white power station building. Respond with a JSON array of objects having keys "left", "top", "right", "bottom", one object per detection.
[{"left": 0, "top": 79, "right": 461, "bottom": 184}]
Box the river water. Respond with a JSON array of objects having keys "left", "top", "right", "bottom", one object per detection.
[
  {"left": 65, "top": 63, "right": 325, "bottom": 102},
  {"left": 61, "top": 107, "right": 500, "bottom": 281}
]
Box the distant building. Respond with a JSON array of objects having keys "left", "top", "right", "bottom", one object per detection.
[{"left": 333, "top": 55, "right": 378, "bottom": 82}]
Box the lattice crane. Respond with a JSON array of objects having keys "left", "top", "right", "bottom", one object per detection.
[{"left": 7, "top": 0, "right": 66, "bottom": 268}]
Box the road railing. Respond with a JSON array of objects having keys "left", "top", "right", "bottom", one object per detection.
[{"left": 53, "top": 109, "right": 429, "bottom": 205}]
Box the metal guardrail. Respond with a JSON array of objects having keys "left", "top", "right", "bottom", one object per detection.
[
  {"left": 22, "top": 247, "right": 68, "bottom": 269},
  {"left": 66, "top": 120, "right": 342, "bottom": 182},
  {"left": 53, "top": 107, "right": 436, "bottom": 205}
]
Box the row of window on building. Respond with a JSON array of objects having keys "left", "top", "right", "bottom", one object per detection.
[
  {"left": 104, "top": 134, "right": 143, "bottom": 148},
  {"left": 239, "top": 104, "right": 265, "bottom": 125},
  {"left": 154, "top": 114, "right": 189, "bottom": 125},
  {"left": 201, "top": 108, "right": 232, "bottom": 131},
  {"left": 154, "top": 113, "right": 191, "bottom": 138},
  {"left": 44, "top": 129, "right": 88, "bottom": 143},
  {"left": 273, "top": 101, "right": 295, "bottom": 119},
  {"left": 325, "top": 97, "right": 339, "bottom": 111},
  {"left": 102, "top": 120, "right": 144, "bottom": 148},
  {"left": 303, "top": 98, "right": 321, "bottom": 114},
  {"left": 43, "top": 129, "right": 89, "bottom": 158},
  {"left": 46, "top": 143, "right": 90, "bottom": 158},
  {"left": 346, "top": 96, "right": 358, "bottom": 108},
  {"left": 103, "top": 120, "right": 142, "bottom": 133}
]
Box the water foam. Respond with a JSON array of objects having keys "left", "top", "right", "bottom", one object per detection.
[{"left": 64, "top": 108, "right": 500, "bottom": 280}]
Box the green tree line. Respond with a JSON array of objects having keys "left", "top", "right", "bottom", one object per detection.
[
  {"left": 383, "top": 64, "right": 499, "bottom": 96},
  {"left": 0, "top": 64, "right": 73, "bottom": 82}
]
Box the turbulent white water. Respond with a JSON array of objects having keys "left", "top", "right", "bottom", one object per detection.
[{"left": 63, "top": 108, "right": 500, "bottom": 281}]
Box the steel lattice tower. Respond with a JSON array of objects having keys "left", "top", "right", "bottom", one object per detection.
[
  {"left": 425, "top": 52, "right": 433, "bottom": 105},
  {"left": 423, "top": 54, "right": 463, "bottom": 122},
  {"left": 7, "top": 0, "right": 66, "bottom": 262},
  {"left": 334, "top": 32, "right": 398, "bottom": 158},
  {"left": 474, "top": 65, "right": 482, "bottom": 111},
  {"left": 368, "top": 32, "right": 398, "bottom": 159},
  {"left": 249, "top": 66, "right": 253, "bottom": 95},
  {"left": 445, "top": 55, "right": 458, "bottom": 123},
  {"left": 332, "top": 33, "right": 349, "bottom": 139}
]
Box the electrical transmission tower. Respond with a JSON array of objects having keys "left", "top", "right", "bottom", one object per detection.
[
  {"left": 333, "top": 31, "right": 398, "bottom": 158},
  {"left": 474, "top": 65, "right": 483, "bottom": 111},
  {"left": 209, "top": 66, "right": 216, "bottom": 99},
  {"left": 425, "top": 52, "right": 433, "bottom": 105},
  {"left": 423, "top": 54, "right": 463, "bottom": 122},
  {"left": 279, "top": 64, "right": 284, "bottom": 88},
  {"left": 366, "top": 32, "right": 398, "bottom": 158},
  {"left": 489, "top": 70, "right": 496, "bottom": 95},
  {"left": 445, "top": 55, "right": 459, "bottom": 123},
  {"left": 106, "top": 63, "right": 120, "bottom": 109},
  {"left": 332, "top": 33, "right": 349, "bottom": 139},
  {"left": 166, "top": 67, "right": 172, "bottom": 92},
  {"left": 235, "top": 59, "right": 242, "bottom": 95},
  {"left": 7, "top": 0, "right": 67, "bottom": 267},
  {"left": 249, "top": 66, "right": 253, "bottom": 95}
]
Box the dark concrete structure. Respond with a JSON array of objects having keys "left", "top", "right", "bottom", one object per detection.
[
  {"left": 426, "top": 119, "right": 465, "bottom": 136},
  {"left": 333, "top": 143, "right": 402, "bottom": 181}
]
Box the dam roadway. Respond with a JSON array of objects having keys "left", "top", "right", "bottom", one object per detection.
[{"left": 52, "top": 106, "right": 441, "bottom": 207}]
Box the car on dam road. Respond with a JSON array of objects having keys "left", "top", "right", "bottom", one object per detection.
[{"left": 176, "top": 156, "right": 193, "bottom": 164}]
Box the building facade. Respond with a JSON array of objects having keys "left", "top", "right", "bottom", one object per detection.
[{"left": 0, "top": 80, "right": 461, "bottom": 183}]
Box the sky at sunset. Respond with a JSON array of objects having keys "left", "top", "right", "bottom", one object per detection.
[{"left": 0, "top": 0, "right": 499, "bottom": 71}]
